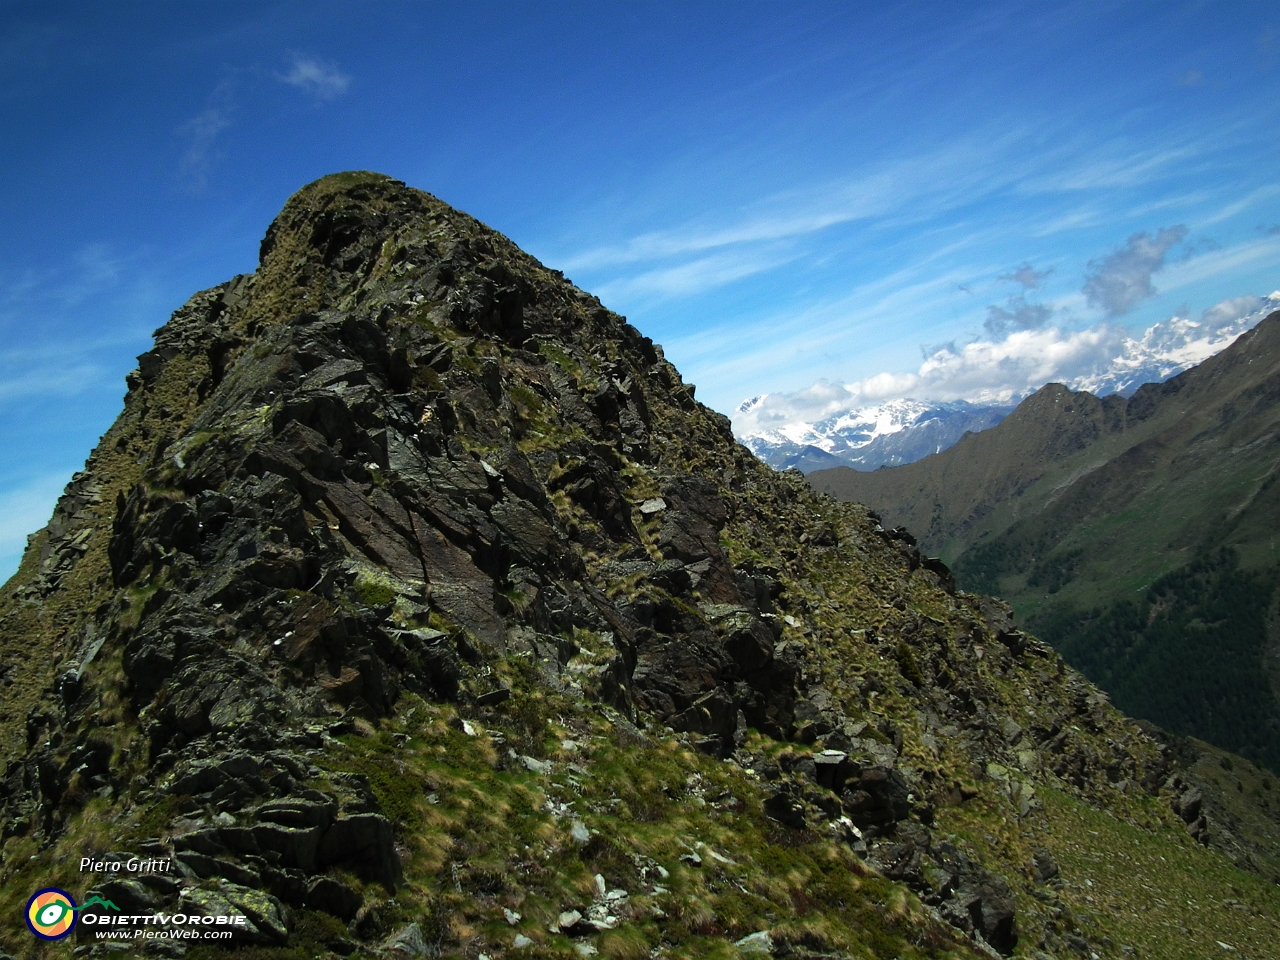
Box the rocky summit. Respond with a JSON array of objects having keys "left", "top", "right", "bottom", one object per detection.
[{"left": 1, "top": 173, "right": 1278, "bottom": 960}]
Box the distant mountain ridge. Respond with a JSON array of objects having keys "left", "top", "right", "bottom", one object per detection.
[
  {"left": 737, "top": 398, "right": 1013, "bottom": 473},
  {"left": 808, "top": 308, "right": 1280, "bottom": 770},
  {"left": 737, "top": 292, "right": 1280, "bottom": 473},
  {"left": 1074, "top": 291, "right": 1280, "bottom": 397}
]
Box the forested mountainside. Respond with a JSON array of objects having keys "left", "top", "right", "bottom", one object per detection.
[{"left": 2, "top": 173, "right": 1278, "bottom": 960}]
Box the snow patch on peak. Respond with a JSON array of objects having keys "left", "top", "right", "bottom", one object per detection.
[
  {"left": 1072, "top": 292, "right": 1280, "bottom": 397},
  {"left": 740, "top": 398, "right": 1014, "bottom": 473}
]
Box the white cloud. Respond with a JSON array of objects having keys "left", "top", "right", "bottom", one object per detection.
[
  {"left": 733, "top": 290, "right": 1280, "bottom": 438},
  {"left": 984, "top": 294, "right": 1053, "bottom": 336},
  {"left": 279, "top": 56, "right": 350, "bottom": 99},
  {"left": 1074, "top": 293, "right": 1279, "bottom": 395},
  {"left": 735, "top": 381, "right": 863, "bottom": 434},
  {"left": 914, "top": 324, "right": 1120, "bottom": 402},
  {"left": 1200, "top": 294, "right": 1265, "bottom": 331}
]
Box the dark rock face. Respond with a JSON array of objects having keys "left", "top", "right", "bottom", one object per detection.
[
  {"left": 71, "top": 176, "right": 796, "bottom": 767},
  {"left": 0, "top": 173, "right": 812, "bottom": 944},
  {"left": 306, "top": 875, "right": 362, "bottom": 921},
  {"left": 318, "top": 813, "right": 400, "bottom": 885}
]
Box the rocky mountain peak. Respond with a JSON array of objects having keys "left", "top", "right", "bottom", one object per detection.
[{"left": 1, "top": 174, "right": 1277, "bottom": 958}]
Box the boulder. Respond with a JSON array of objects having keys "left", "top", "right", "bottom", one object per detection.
[
  {"left": 84, "top": 879, "right": 157, "bottom": 914},
  {"left": 763, "top": 787, "right": 807, "bottom": 829},
  {"left": 959, "top": 876, "right": 1017, "bottom": 955},
  {"left": 306, "top": 875, "right": 363, "bottom": 921},
  {"left": 1030, "top": 848, "right": 1059, "bottom": 883},
  {"left": 218, "top": 882, "right": 290, "bottom": 944},
  {"left": 385, "top": 922, "right": 431, "bottom": 956},
  {"left": 736, "top": 930, "right": 774, "bottom": 955},
  {"left": 841, "top": 766, "right": 911, "bottom": 831},
  {"left": 257, "top": 798, "right": 336, "bottom": 831},
  {"left": 318, "top": 813, "right": 400, "bottom": 887},
  {"left": 174, "top": 851, "right": 262, "bottom": 887},
  {"left": 251, "top": 822, "right": 323, "bottom": 873},
  {"left": 181, "top": 887, "right": 272, "bottom": 944}
]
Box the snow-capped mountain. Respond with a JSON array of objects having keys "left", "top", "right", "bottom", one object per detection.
[
  {"left": 1071, "top": 291, "right": 1280, "bottom": 397},
  {"left": 738, "top": 398, "right": 1014, "bottom": 473},
  {"left": 737, "top": 291, "right": 1280, "bottom": 474}
]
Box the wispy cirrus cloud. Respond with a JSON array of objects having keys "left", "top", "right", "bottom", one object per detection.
[
  {"left": 178, "top": 107, "right": 231, "bottom": 190},
  {"left": 0, "top": 359, "right": 103, "bottom": 401},
  {"left": 562, "top": 178, "right": 894, "bottom": 273},
  {"left": 278, "top": 55, "right": 350, "bottom": 99},
  {"left": 178, "top": 77, "right": 236, "bottom": 191},
  {"left": 0, "top": 243, "right": 162, "bottom": 402},
  {"left": 1202, "top": 184, "right": 1280, "bottom": 225},
  {"left": 562, "top": 128, "right": 1036, "bottom": 277},
  {"left": 561, "top": 115, "right": 1242, "bottom": 307},
  {"left": 554, "top": 98, "right": 1275, "bottom": 412},
  {"left": 177, "top": 56, "right": 349, "bottom": 191},
  {"left": 672, "top": 262, "right": 982, "bottom": 399},
  {"left": 595, "top": 248, "right": 798, "bottom": 300},
  {"left": 1017, "top": 142, "right": 1202, "bottom": 194},
  {"left": 1157, "top": 230, "right": 1280, "bottom": 291},
  {"left": 722, "top": 205, "right": 1280, "bottom": 429}
]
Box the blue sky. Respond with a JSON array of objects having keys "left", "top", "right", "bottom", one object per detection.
[{"left": 1, "top": 0, "right": 1279, "bottom": 578}]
